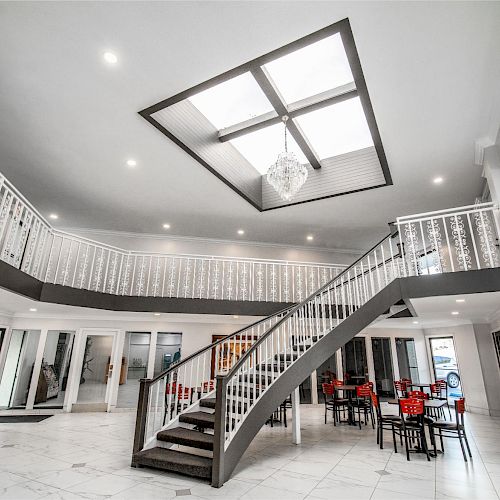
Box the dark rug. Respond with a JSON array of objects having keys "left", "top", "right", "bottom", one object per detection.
[{"left": 0, "top": 415, "right": 53, "bottom": 423}]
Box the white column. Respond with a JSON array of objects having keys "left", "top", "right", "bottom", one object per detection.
[
  {"left": 310, "top": 370, "right": 318, "bottom": 404},
  {"left": 291, "top": 386, "right": 301, "bottom": 445},
  {"left": 390, "top": 338, "right": 401, "bottom": 382},
  {"left": 147, "top": 331, "right": 158, "bottom": 379},
  {"left": 26, "top": 329, "right": 48, "bottom": 409},
  {"left": 64, "top": 329, "right": 85, "bottom": 412},
  {"left": 336, "top": 349, "right": 343, "bottom": 380},
  {"left": 365, "top": 335, "right": 376, "bottom": 384},
  {"left": 108, "top": 330, "right": 125, "bottom": 411}
]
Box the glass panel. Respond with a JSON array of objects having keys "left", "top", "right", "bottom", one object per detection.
[
  {"left": 34, "top": 331, "right": 75, "bottom": 408},
  {"left": 230, "top": 123, "right": 308, "bottom": 174},
  {"left": 76, "top": 335, "right": 113, "bottom": 404},
  {"left": 294, "top": 97, "right": 373, "bottom": 159},
  {"left": 396, "top": 337, "right": 419, "bottom": 383},
  {"left": 0, "top": 328, "right": 5, "bottom": 353},
  {"left": 494, "top": 331, "right": 500, "bottom": 368},
  {"left": 371, "top": 338, "right": 395, "bottom": 397},
  {"left": 342, "top": 337, "right": 368, "bottom": 384},
  {"left": 263, "top": 33, "right": 354, "bottom": 104},
  {"left": 117, "top": 332, "right": 151, "bottom": 408},
  {"left": 317, "top": 352, "right": 338, "bottom": 401},
  {"left": 154, "top": 333, "right": 182, "bottom": 377},
  {"left": 429, "top": 337, "right": 463, "bottom": 402},
  {"left": 188, "top": 72, "right": 275, "bottom": 130},
  {"left": 0, "top": 330, "right": 40, "bottom": 409}
]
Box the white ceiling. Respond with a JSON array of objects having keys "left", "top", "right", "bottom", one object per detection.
[{"left": 0, "top": 1, "right": 499, "bottom": 252}]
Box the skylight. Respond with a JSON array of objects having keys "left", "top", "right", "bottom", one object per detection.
[
  {"left": 263, "top": 33, "right": 354, "bottom": 104},
  {"left": 188, "top": 72, "right": 274, "bottom": 130},
  {"left": 231, "top": 123, "right": 307, "bottom": 174},
  {"left": 294, "top": 97, "right": 373, "bottom": 159}
]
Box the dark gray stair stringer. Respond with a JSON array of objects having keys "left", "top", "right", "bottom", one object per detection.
[{"left": 212, "top": 268, "right": 500, "bottom": 487}]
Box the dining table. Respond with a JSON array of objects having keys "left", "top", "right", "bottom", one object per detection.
[
  {"left": 334, "top": 384, "right": 359, "bottom": 425},
  {"left": 408, "top": 382, "right": 432, "bottom": 392}
]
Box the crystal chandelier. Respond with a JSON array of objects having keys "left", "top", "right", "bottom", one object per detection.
[{"left": 266, "top": 116, "right": 308, "bottom": 201}]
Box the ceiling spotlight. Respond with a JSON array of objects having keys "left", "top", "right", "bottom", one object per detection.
[
  {"left": 451, "top": 311, "right": 459, "bottom": 315},
  {"left": 153, "top": 313, "right": 161, "bottom": 316},
  {"left": 103, "top": 52, "right": 118, "bottom": 64},
  {"left": 163, "top": 223, "right": 171, "bottom": 229},
  {"left": 433, "top": 177, "right": 444, "bottom": 184},
  {"left": 126, "top": 159, "right": 137, "bottom": 167},
  {"left": 233, "top": 315, "right": 239, "bottom": 319},
  {"left": 29, "top": 308, "right": 37, "bottom": 312},
  {"left": 237, "top": 229, "right": 245, "bottom": 235},
  {"left": 455, "top": 299, "right": 465, "bottom": 303},
  {"left": 412, "top": 321, "right": 419, "bottom": 325},
  {"left": 307, "top": 235, "right": 314, "bottom": 241},
  {"left": 49, "top": 214, "right": 58, "bottom": 220}
]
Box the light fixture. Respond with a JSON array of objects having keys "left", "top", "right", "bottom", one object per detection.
[
  {"left": 307, "top": 235, "right": 314, "bottom": 241},
  {"left": 237, "top": 229, "right": 245, "bottom": 235},
  {"left": 412, "top": 320, "right": 419, "bottom": 324},
  {"left": 451, "top": 311, "right": 459, "bottom": 315},
  {"left": 267, "top": 116, "right": 308, "bottom": 201},
  {"left": 103, "top": 52, "right": 118, "bottom": 64},
  {"left": 29, "top": 308, "right": 37, "bottom": 312},
  {"left": 233, "top": 315, "right": 239, "bottom": 319},
  {"left": 126, "top": 159, "right": 137, "bottom": 167},
  {"left": 163, "top": 223, "right": 171, "bottom": 229},
  {"left": 455, "top": 299, "right": 465, "bottom": 303},
  {"left": 49, "top": 214, "right": 58, "bottom": 220},
  {"left": 433, "top": 176, "right": 444, "bottom": 184},
  {"left": 153, "top": 313, "right": 161, "bottom": 316}
]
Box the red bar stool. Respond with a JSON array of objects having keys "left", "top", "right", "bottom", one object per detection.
[
  {"left": 430, "top": 398, "right": 472, "bottom": 461},
  {"left": 392, "top": 398, "right": 431, "bottom": 461}
]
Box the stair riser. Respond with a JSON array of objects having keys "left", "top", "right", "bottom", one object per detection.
[{"left": 134, "top": 456, "right": 212, "bottom": 479}]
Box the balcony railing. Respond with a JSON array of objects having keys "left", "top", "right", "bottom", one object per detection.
[{"left": 0, "top": 174, "right": 345, "bottom": 302}]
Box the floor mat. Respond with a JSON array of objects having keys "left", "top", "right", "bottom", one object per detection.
[{"left": 0, "top": 415, "right": 53, "bottom": 423}]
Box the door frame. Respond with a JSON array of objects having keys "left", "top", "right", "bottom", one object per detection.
[{"left": 64, "top": 328, "right": 124, "bottom": 412}]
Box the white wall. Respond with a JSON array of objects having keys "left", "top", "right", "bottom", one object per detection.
[
  {"left": 64, "top": 228, "right": 359, "bottom": 266},
  {"left": 423, "top": 325, "right": 489, "bottom": 415}
]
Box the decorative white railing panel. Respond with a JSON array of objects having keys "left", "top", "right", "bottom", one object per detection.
[{"left": 0, "top": 174, "right": 345, "bottom": 302}]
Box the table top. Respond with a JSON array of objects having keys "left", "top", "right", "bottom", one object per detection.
[
  {"left": 409, "top": 383, "right": 431, "bottom": 388},
  {"left": 387, "top": 398, "right": 447, "bottom": 408},
  {"left": 334, "top": 385, "right": 358, "bottom": 391}
]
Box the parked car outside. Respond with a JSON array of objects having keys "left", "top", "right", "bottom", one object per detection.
[{"left": 433, "top": 355, "right": 461, "bottom": 388}]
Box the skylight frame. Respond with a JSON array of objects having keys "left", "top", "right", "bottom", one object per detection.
[{"left": 140, "top": 18, "right": 392, "bottom": 212}]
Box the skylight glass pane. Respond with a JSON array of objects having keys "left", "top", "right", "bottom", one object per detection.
[
  {"left": 295, "top": 97, "right": 373, "bottom": 159},
  {"left": 264, "top": 33, "right": 354, "bottom": 104},
  {"left": 188, "top": 72, "right": 274, "bottom": 130},
  {"left": 230, "top": 124, "right": 308, "bottom": 174}
]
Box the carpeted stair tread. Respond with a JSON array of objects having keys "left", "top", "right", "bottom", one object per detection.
[
  {"left": 157, "top": 427, "right": 214, "bottom": 450},
  {"left": 199, "top": 398, "right": 216, "bottom": 409},
  {"left": 179, "top": 411, "right": 215, "bottom": 428},
  {"left": 134, "top": 447, "right": 212, "bottom": 479}
]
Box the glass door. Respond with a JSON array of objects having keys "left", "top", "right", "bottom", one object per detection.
[
  {"left": 74, "top": 333, "right": 116, "bottom": 410},
  {"left": 342, "top": 337, "right": 368, "bottom": 384},
  {"left": 154, "top": 333, "right": 182, "bottom": 377},
  {"left": 429, "top": 336, "right": 463, "bottom": 401},
  {"left": 396, "top": 337, "right": 419, "bottom": 383},
  {"left": 371, "top": 337, "right": 395, "bottom": 397}
]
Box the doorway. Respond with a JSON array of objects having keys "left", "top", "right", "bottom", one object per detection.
[
  {"left": 342, "top": 337, "right": 368, "bottom": 385},
  {"left": 429, "top": 336, "right": 463, "bottom": 400},
  {"left": 396, "top": 337, "right": 419, "bottom": 383},
  {"left": 371, "top": 337, "right": 395, "bottom": 397},
  {"left": 66, "top": 329, "right": 123, "bottom": 412}
]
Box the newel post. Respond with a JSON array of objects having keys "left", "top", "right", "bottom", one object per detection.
[
  {"left": 131, "top": 378, "right": 151, "bottom": 466},
  {"left": 211, "top": 375, "right": 227, "bottom": 488}
]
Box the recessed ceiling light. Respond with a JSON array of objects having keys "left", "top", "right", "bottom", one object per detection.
[
  {"left": 233, "top": 315, "right": 239, "bottom": 319},
  {"left": 237, "top": 229, "right": 245, "bottom": 235},
  {"left": 433, "top": 176, "right": 444, "bottom": 184},
  {"left": 451, "top": 311, "right": 459, "bottom": 315},
  {"left": 153, "top": 313, "right": 161, "bottom": 316},
  {"left": 163, "top": 223, "right": 171, "bottom": 229},
  {"left": 455, "top": 299, "right": 465, "bottom": 303},
  {"left": 307, "top": 235, "right": 314, "bottom": 241},
  {"left": 103, "top": 52, "right": 118, "bottom": 64},
  {"left": 126, "top": 159, "right": 137, "bottom": 167},
  {"left": 49, "top": 214, "right": 58, "bottom": 220},
  {"left": 412, "top": 321, "right": 419, "bottom": 324},
  {"left": 29, "top": 308, "right": 37, "bottom": 312}
]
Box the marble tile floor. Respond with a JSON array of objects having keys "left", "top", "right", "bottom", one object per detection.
[{"left": 0, "top": 405, "right": 498, "bottom": 499}]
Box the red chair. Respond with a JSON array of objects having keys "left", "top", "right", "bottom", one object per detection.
[
  {"left": 433, "top": 379, "right": 452, "bottom": 419},
  {"left": 407, "top": 390, "right": 429, "bottom": 400},
  {"left": 322, "top": 383, "right": 348, "bottom": 425},
  {"left": 202, "top": 380, "right": 215, "bottom": 393},
  {"left": 430, "top": 398, "right": 472, "bottom": 461},
  {"left": 332, "top": 379, "right": 344, "bottom": 386},
  {"left": 394, "top": 380, "right": 407, "bottom": 398},
  {"left": 401, "top": 378, "right": 412, "bottom": 385},
  {"left": 351, "top": 385, "right": 374, "bottom": 430},
  {"left": 392, "top": 398, "right": 431, "bottom": 461},
  {"left": 371, "top": 393, "right": 401, "bottom": 449}
]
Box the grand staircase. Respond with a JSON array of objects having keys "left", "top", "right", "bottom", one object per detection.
[{"left": 129, "top": 202, "right": 500, "bottom": 487}]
